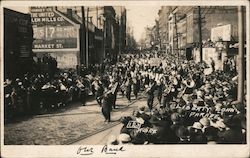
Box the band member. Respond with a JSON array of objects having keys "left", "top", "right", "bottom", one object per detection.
[
  {"left": 155, "top": 80, "right": 163, "bottom": 105},
  {"left": 76, "top": 79, "right": 87, "bottom": 106},
  {"left": 162, "top": 83, "right": 175, "bottom": 109},
  {"left": 93, "top": 79, "right": 104, "bottom": 106},
  {"left": 125, "top": 77, "right": 132, "bottom": 102},
  {"left": 132, "top": 76, "right": 140, "bottom": 99},
  {"left": 145, "top": 80, "right": 155, "bottom": 112},
  {"left": 109, "top": 79, "right": 119, "bottom": 109},
  {"left": 101, "top": 88, "right": 113, "bottom": 122}
]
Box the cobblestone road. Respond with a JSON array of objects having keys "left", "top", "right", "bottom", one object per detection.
[{"left": 4, "top": 95, "right": 147, "bottom": 145}]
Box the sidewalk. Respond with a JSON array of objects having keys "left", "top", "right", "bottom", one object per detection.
[{"left": 4, "top": 95, "right": 145, "bottom": 145}]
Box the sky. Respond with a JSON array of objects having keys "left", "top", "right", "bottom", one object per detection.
[
  {"left": 6, "top": 6, "right": 160, "bottom": 42},
  {"left": 6, "top": 6, "right": 29, "bottom": 13},
  {"left": 126, "top": 6, "right": 161, "bottom": 42}
]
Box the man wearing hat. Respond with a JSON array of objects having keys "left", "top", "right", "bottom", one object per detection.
[
  {"left": 217, "top": 116, "right": 245, "bottom": 144},
  {"left": 101, "top": 88, "right": 113, "bottom": 123},
  {"left": 155, "top": 80, "right": 163, "bottom": 105},
  {"left": 189, "top": 122, "right": 207, "bottom": 144},
  {"left": 176, "top": 126, "right": 191, "bottom": 144},
  {"left": 145, "top": 81, "right": 156, "bottom": 112},
  {"left": 125, "top": 77, "right": 132, "bottom": 103},
  {"left": 162, "top": 82, "right": 173, "bottom": 109},
  {"left": 148, "top": 115, "right": 178, "bottom": 144}
]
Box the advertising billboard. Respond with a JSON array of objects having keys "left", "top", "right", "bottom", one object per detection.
[
  {"left": 211, "top": 24, "right": 231, "bottom": 42},
  {"left": 30, "top": 7, "right": 80, "bottom": 52}
]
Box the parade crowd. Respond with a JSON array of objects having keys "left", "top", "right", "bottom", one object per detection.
[
  {"left": 104, "top": 52, "right": 246, "bottom": 145},
  {"left": 4, "top": 51, "right": 246, "bottom": 144}
]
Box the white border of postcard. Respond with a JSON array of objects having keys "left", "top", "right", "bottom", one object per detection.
[{"left": 1, "top": 0, "right": 250, "bottom": 158}]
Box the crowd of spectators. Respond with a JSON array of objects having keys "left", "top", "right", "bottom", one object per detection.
[
  {"left": 104, "top": 52, "right": 246, "bottom": 144},
  {"left": 4, "top": 51, "right": 246, "bottom": 144}
]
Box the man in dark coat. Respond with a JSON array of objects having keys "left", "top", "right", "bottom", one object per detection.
[
  {"left": 217, "top": 116, "right": 245, "bottom": 144},
  {"left": 155, "top": 80, "right": 163, "bottom": 105},
  {"left": 125, "top": 77, "right": 132, "bottom": 102},
  {"left": 132, "top": 77, "right": 140, "bottom": 99},
  {"left": 101, "top": 89, "right": 113, "bottom": 122},
  {"left": 146, "top": 80, "right": 155, "bottom": 112}
]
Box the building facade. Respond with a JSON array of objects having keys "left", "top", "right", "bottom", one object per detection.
[
  {"left": 4, "top": 8, "right": 34, "bottom": 79},
  {"left": 166, "top": 6, "right": 245, "bottom": 66},
  {"left": 30, "top": 6, "right": 127, "bottom": 68},
  {"left": 158, "top": 6, "right": 172, "bottom": 53}
]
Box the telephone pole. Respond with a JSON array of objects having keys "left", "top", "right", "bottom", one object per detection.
[
  {"left": 198, "top": 6, "right": 203, "bottom": 62},
  {"left": 174, "top": 13, "right": 179, "bottom": 61},
  {"left": 81, "top": 6, "right": 86, "bottom": 67},
  {"left": 237, "top": 6, "right": 245, "bottom": 103},
  {"left": 86, "top": 7, "right": 89, "bottom": 68}
]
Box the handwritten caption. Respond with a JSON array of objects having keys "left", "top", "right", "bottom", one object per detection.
[{"left": 77, "top": 145, "right": 126, "bottom": 156}]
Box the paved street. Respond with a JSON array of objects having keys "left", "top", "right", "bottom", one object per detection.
[{"left": 4, "top": 94, "right": 148, "bottom": 145}]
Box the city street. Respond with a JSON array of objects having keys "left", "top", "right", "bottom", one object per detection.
[
  {"left": 2, "top": 4, "right": 247, "bottom": 149},
  {"left": 4, "top": 94, "right": 147, "bottom": 145}
]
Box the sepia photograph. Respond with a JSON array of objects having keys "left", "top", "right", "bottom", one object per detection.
[{"left": 1, "top": 0, "right": 249, "bottom": 157}]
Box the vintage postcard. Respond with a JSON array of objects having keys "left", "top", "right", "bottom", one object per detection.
[{"left": 1, "top": 0, "right": 249, "bottom": 157}]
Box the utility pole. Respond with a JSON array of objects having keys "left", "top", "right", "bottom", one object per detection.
[
  {"left": 237, "top": 6, "right": 245, "bottom": 103},
  {"left": 118, "top": 6, "right": 122, "bottom": 56},
  {"left": 81, "top": 6, "right": 86, "bottom": 67},
  {"left": 174, "top": 13, "right": 179, "bottom": 61},
  {"left": 96, "top": 7, "right": 99, "bottom": 28},
  {"left": 198, "top": 6, "right": 203, "bottom": 62},
  {"left": 86, "top": 7, "right": 89, "bottom": 68},
  {"left": 103, "top": 18, "right": 106, "bottom": 61}
]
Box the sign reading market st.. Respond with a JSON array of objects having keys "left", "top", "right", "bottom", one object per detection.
[{"left": 30, "top": 7, "right": 80, "bottom": 52}]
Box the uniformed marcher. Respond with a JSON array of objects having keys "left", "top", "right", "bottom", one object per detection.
[
  {"left": 101, "top": 88, "right": 113, "bottom": 122},
  {"left": 76, "top": 79, "right": 87, "bottom": 106},
  {"left": 145, "top": 80, "right": 155, "bottom": 112},
  {"left": 125, "top": 77, "right": 132, "bottom": 102}
]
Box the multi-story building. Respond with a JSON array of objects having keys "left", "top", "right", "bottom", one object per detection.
[
  {"left": 168, "top": 6, "right": 189, "bottom": 57},
  {"left": 30, "top": 6, "right": 127, "bottom": 68},
  {"left": 4, "top": 8, "right": 34, "bottom": 79},
  {"left": 168, "top": 6, "right": 244, "bottom": 61},
  {"left": 158, "top": 6, "right": 172, "bottom": 53}
]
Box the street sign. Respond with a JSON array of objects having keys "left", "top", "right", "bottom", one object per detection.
[{"left": 30, "top": 7, "right": 80, "bottom": 52}]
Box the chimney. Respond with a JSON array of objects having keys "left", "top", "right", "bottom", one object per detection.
[{"left": 67, "top": 8, "right": 73, "bottom": 19}]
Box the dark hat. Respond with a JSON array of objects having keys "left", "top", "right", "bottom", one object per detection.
[
  {"left": 140, "top": 113, "right": 150, "bottom": 121},
  {"left": 233, "top": 103, "right": 245, "bottom": 113},
  {"left": 204, "top": 126, "right": 218, "bottom": 141},
  {"left": 131, "top": 132, "right": 146, "bottom": 144},
  {"left": 177, "top": 126, "right": 190, "bottom": 139},
  {"left": 149, "top": 116, "right": 161, "bottom": 125},
  {"left": 120, "top": 116, "right": 133, "bottom": 125},
  {"left": 223, "top": 116, "right": 240, "bottom": 128}
]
